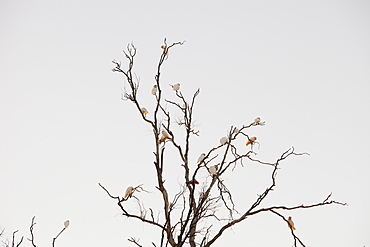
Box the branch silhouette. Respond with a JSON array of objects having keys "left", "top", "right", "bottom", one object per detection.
[{"left": 102, "top": 39, "right": 347, "bottom": 246}]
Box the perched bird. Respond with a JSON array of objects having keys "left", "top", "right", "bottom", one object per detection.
[
  {"left": 187, "top": 179, "right": 199, "bottom": 185},
  {"left": 233, "top": 127, "right": 239, "bottom": 134},
  {"left": 287, "top": 216, "right": 296, "bottom": 230},
  {"left": 124, "top": 186, "right": 134, "bottom": 200},
  {"left": 197, "top": 153, "right": 206, "bottom": 163},
  {"left": 161, "top": 45, "right": 168, "bottom": 55},
  {"left": 151, "top": 85, "right": 158, "bottom": 95},
  {"left": 141, "top": 107, "right": 149, "bottom": 117},
  {"left": 208, "top": 164, "right": 219, "bottom": 175},
  {"left": 254, "top": 117, "right": 261, "bottom": 124},
  {"left": 246, "top": 136, "right": 257, "bottom": 146},
  {"left": 220, "top": 136, "right": 228, "bottom": 145},
  {"left": 171, "top": 83, "right": 180, "bottom": 92},
  {"left": 64, "top": 220, "right": 70, "bottom": 228},
  {"left": 158, "top": 130, "right": 171, "bottom": 144}
]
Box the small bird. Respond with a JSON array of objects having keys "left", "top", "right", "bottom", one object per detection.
[
  {"left": 208, "top": 164, "right": 218, "bottom": 175},
  {"left": 197, "top": 153, "right": 206, "bottom": 163},
  {"left": 161, "top": 45, "right": 168, "bottom": 56},
  {"left": 151, "top": 85, "right": 158, "bottom": 95},
  {"left": 287, "top": 216, "right": 296, "bottom": 231},
  {"left": 64, "top": 220, "right": 70, "bottom": 228},
  {"left": 233, "top": 127, "right": 239, "bottom": 134},
  {"left": 124, "top": 186, "right": 134, "bottom": 200},
  {"left": 171, "top": 83, "right": 180, "bottom": 92},
  {"left": 254, "top": 117, "right": 261, "bottom": 124},
  {"left": 141, "top": 107, "right": 149, "bottom": 117},
  {"left": 246, "top": 136, "right": 257, "bottom": 146},
  {"left": 187, "top": 179, "right": 199, "bottom": 185},
  {"left": 220, "top": 136, "right": 228, "bottom": 145},
  {"left": 158, "top": 130, "right": 171, "bottom": 144}
]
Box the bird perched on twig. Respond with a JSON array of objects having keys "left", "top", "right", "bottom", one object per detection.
[
  {"left": 151, "top": 85, "right": 158, "bottom": 95},
  {"left": 141, "top": 107, "right": 148, "bottom": 117},
  {"left": 171, "top": 83, "right": 180, "bottom": 92},
  {"left": 124, "top": 186, "right": 134, "bottom": 200},
  {"left": 197, "top": 153, "right": 206, "bottom": 164},
  {"left": 161, "top": 45, "right": 168, "bottom": 56},
  {"left": 287, "top": 216, "right": 296, "bottom": 230},
  {"left": 64, "top": 220, "right": 70, "bottom": 228},
  {"left": 208, "top": 165, "right": 219, "bottom": 175},
  {"left": 158, "top": 130, "right": 171, "bottom": 144},
  {"left": 246, "top": 136, "right": 257, "bottom": 146},
  {"left": 220, "top": 136, "right": 228, "bottom": 145},
  {"left": 254, "top": 117, "right": 261, "bottom": 124}
]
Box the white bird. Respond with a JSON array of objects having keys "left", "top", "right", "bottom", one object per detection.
[
  {"left": 220, "top": 136, "right": 228, "bottom": 145},
  {"left": 287, "top": 216, "right": 296, "bottom": 230},
  {"left": 124, "top": 186, "right": 134, "bottom": 200},
  {"left": 254, "top": 117, "right": 261, "bottom": 124},
  {"left": 197, "top": 153, "right": 206, "bottom": 163},
  {"left": 171, "top": 83, "right": 180, "bottom": 92},
  {"left": 64, "top": 220, "right": 70, "bottom": 228},
  {"left": 141, "top": 107, "right": 149, "bottom": 117},
  {"left": 246, "top": 136, "right": 257, "bottom": 146},
  {"left": 158, "top": 130, "right": 170, "bottom": 144},
  {"left": 151, "top": 85, "right": 158, "bottom": 95},
  {"left": 208, "top": 165, "right": 218, "bottom": 175}
]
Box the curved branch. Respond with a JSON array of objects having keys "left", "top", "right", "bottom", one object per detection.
[
  {"left": 98, "top": 183, "right": 165, "bottom": 230},
  {"left": 270, "top": 210, "right": 306, "bottom": 247}
]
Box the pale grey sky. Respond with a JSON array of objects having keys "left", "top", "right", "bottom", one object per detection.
[{"left": 1, "top": 0, "right": 369, "bottom": 246}]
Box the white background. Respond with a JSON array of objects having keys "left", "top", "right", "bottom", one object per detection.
[{"left": 1, "top": 0, "right": 369, "bottom": 246}]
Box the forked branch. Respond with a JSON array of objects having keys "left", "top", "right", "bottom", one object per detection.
[{"left": 108, "top": 41, "right": 346, "bottom": 247}]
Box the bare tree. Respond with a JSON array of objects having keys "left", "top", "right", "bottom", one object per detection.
[
  {"left": 101, "top": 39, "right": 346, "bottom": 247},
  {"left": 0, "top": 229, "right": 23, "bottom": 247},
  {"left": 0, "top": 217, "right": 69, "bottom": 247}
]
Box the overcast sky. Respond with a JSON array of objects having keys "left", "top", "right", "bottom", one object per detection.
[{"left": 1, "top": 0, "right": 369, "bottom": 246}]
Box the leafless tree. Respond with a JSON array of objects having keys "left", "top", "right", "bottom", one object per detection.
[
  {"left": 0, "top": 217, "right": 69, "bottom": 247},
  {"left": 0, "top": 229, "right": 23, "bottom": 247},
  {"left": 100, "top": 39, "right": 346, "bottom": 247}
]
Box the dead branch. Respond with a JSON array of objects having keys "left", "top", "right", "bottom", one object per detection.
[
  {"left": 52, "top": 227, "right": 66, "bottom": 247},
  {"left": 108, "top": 41, "right": 346, "bottom": 247},
  {"left": 270, "top": 210, "right": 306, "bottom": 247},
  {"left": 128, "top": 237, "right": 142, "bottom": 247},
  {"left": 11, "top": 230, "right": 23, "bottom": 247},
  {"left": 27, "top": 216, "right": 37, "bottom": 247},
  {"left": 98, "top": 183, "right": 165, "bottom": 230}
]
